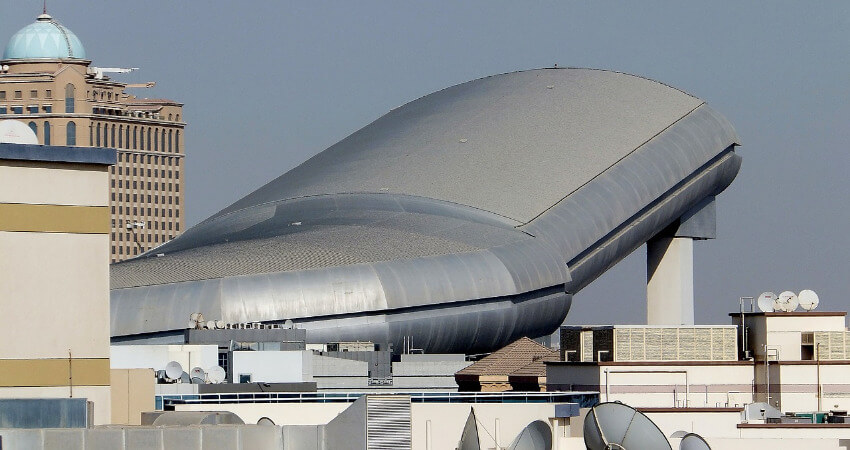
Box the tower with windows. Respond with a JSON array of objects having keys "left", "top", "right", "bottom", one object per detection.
[{"left": 0, "top": 12, "right": 186, "bottom": 262}]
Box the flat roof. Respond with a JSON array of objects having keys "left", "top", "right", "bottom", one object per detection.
[
  {"left": 728, "top": 311, "right": 846, "bottom": 318},
  {"left": 0, "top": 142, "right": 116, "bottom": 166}
]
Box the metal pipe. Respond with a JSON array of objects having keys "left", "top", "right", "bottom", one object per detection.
[{"left": 817, "top": 342, "right": 822, "bottom": 411}]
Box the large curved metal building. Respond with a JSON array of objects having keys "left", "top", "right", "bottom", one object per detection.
[{"left": 111, "top": 68, "right": 741, "bottom": 353}]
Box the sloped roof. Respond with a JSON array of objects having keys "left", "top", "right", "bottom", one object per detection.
[{"left": 456, "top": 337, "right": 557, "bottom": 377}]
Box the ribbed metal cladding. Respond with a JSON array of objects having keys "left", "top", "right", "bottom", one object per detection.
[{"left": 366, "top": 395, "right": 411, "bottom": 450}]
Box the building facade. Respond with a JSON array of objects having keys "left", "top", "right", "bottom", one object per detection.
[
  {"left": 0, "top": 12, "right": 185, "bottom": 262},
  {"left": 0, "top": 137, "right": 115, "bottom": 425}
]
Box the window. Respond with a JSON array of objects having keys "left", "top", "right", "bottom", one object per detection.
[
  {"left": 175, "top": 131, "right": 180, "bottom": 152},
  {"left": 64, "top": 84, "right": 75, "bottom": 113},
  {"left": 42, "top": 105, "right": 52, "bottom": 113},
  {"left": 27, "top": 105, "right": 38, "bottom": 113},
  {"left": 66, "top": 121, "right": 76, "bottom": 145},
  {"left": 161, "top": 129, "right": 165, "bottom": 151},
  {"left": 147, "top": 128, "right": 152, "bottom": 151},
  {"left": 154, "top": 129, "right": 159, "bottom": 151},
  {"left": 103, "top": 124, "right": 108, "bottom": 147},
  {"left": 0, "top": 107, "right": 6, "bottom": 114},
  {"left": 14, "top": 90, "right": 22, "bottom": 99},
  {"left": 0, "top": 91, "right": 5, "bottom": 100},
  {"left": 95, "top": 123, "right": 101, "bottom": 146},
  {"left": 140, "top": 127, "right": 144, "bottom": 149},
  {"left": 118, "top": 125, "right": 123, "bottom": 148},
  {"left": 111, "top": 125, "right": 116, "bottom": 148},
  {"left": 168, "top": 130, "right": 172, "bottom": 152},
  {"left": 125, "top": 126, "right": 130, "bottom": 149},
  {"left": 30, "top": 90, "right": 37, "bottom": 99},
  {"left": 11, "top": 106, "right": 23, "bottom": 114},
  {"left": 45, "top": 90, "right": 52, "bottom": 98},
  {"left": 133, "top": 127, "right": 137, "bottom": 149},
  {"left": 28, "top": 121, "right": 37, "bottom": 136},
  {"left": 43, "top": 121, "right": 50, "bottom": 145},
  {"left": 238, "top": 373, "right": 252, "bottom": 384}
]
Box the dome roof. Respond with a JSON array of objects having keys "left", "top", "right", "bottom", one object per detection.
[{"left": 2, "top": 14, "right": 86, "bottom": 60}]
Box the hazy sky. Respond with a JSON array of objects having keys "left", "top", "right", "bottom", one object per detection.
[{"left": 2, "top": 1, "right": 848, "bottom": 326}]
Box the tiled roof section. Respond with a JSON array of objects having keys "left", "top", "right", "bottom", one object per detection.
[
  {"left": 456, "top": 337, "right": 557, "bottom": 377},
  {"left": 509, "top": 353, "right": 560, "bottom": 378}
]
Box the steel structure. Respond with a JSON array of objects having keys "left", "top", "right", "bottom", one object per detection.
[{"left": 111, "top": 68, "right": 741, "bottom": 353}]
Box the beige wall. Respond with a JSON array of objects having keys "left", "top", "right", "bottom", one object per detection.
[
  {"left": 0, "top": 162, "right": 108, "bottom": 206},
  {"left": 0, "top": 159, "right": 112, "bottom": 424},
  {"left": 111, "top": 369, "right": 155, "bottom": 425}
]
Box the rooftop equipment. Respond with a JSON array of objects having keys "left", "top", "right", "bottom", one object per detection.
[{"left": 583, "top": 402, "right": 671, "bottom": 450}]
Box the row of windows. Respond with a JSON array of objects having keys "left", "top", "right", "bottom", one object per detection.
[
  {"left": 111, "top": 191, "right": 180, "bottom": 206},
  {"left": 0, "top": 89, "right": 52, "bottom": 100},
  {"left": 117, "top": 152, "right": 180, "bottom": 165},
  {"left": 0, "top": 104, "right": 52, "bottom": 114},
  {"left": 110, "top": 208, "right": 180, "bottom": 226},
  {"left": 112, "top": 229, "right": 177, "bottom": 242},
  {"left": 113, "top": 165, "right": 180, "bottom": 180},
  {"left": 111, "top": 179, "right": 180, "bottom": 192},
  {"left": 92, "top": 122, "right": 180, "bottom": 152}
]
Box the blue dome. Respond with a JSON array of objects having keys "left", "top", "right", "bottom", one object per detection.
[{"left": 2, "top": 14, "right": 86, "bottom": 60}]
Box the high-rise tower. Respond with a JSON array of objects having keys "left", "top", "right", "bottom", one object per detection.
[{"left": 0, "top": 12, "right": 186, "bottom": 262}]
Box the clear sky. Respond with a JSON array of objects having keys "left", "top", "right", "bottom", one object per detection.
[{"left": 2, "top": 1, "right": 849, "bottom": 326}]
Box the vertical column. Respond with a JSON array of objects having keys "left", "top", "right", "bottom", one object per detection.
[{"left": 646, "top": 236, "right": 694, "bottom": 325}]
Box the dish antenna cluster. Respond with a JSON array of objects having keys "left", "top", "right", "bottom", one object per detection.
[
  {"left": 188, "top": 313, "right": 228, "bottom": 330},
  {"left": 585, "top": 402, "right": 712, "bottom": 450},
  {"left": 756, "top": 290, "right": 819, "bottom": 312},
  {"left": 161, "top": 361, "right": 226, "bottom": 384}
]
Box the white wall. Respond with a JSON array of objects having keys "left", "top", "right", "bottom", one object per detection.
[
  {"left": 110, "top": 345, "right": 218, "bottom": 374},
  {"left": 231, "top": 351, "right": 311, "bottom": 383}
]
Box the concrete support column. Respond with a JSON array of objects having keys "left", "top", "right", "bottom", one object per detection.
[{"left": 647, "top": 236, "right": 694, "bottom": 325}]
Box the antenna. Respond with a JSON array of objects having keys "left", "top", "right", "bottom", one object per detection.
[
  {"left": 215, "top": 320, "right": 226, "bottom": 329},
  {"left": 776, "top": 291, "right": 799, "bottom": 312},
  {"left": 43, "top": 0, "right": 47, "bottom": 14},
  {"left": 799, "top": 290, "right": 819, "bottom": 311},
  {"left": 584, "top": 402, "right": 672, "bottom": 450},
  {"left": 187, "top": 313, "right": 205, "bottom": 329},
  {"left": 506, "top": 420, "right": 552, "bottom": 450},
  {"left": 680, "top": 433, "right": 711, "bottom": 450},
  {"left": 757, "top": 292, "right": 776, "bottom": 313},
  {"left": 208, "top": 365, "right": 226, "bottom": 384},
  {"left": 164, "top": 361, "right": 183, "bottom": 381}
]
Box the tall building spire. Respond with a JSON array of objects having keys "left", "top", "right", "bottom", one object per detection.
[{"left": 43, "top": 0, "right": 47, "bottom": 15}]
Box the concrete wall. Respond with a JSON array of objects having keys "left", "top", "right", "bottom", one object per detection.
[{"left": 0, "top": 425, "right": 283, "bottom": 449}]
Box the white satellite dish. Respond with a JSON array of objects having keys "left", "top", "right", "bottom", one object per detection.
[
  {"left": 164, "top": 361, "right": 183, "bottom": 380},
  {"left": 584, "top": 402, "right": 672, "bottom": 450},
  {"left": 757, "top": 292, "right": 776, "bottom": 312},
  {"left": 799, "top": 289, "right": 820, "bottom": 311},
  {"left": 190, "top": 366, "right": 205, "bottom": 381},
  {"left": 0, "top": 120, "right": 39, "bottom": 145},
  {"left": 680, "top": 433, "right": 712, "bottom": 450},
  {"left": 777, "top": 291, "right": 799, "bottom": 312},
  {"left": 215, "top": 320, "right": 226, "bottom": 329},
  {"left": 208, "top": 365, "right": 226, "bottom": 384},
  {"left": 205, "top": 320, "right": 216, "bottom": 330},
  {"left": 284, "top": 319, "right": 294, "bottom": 329}
]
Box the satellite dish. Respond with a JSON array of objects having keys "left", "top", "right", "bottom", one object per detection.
[
  {"left": 680, "top": 433, "right": 711, "bottom": 450},
  {"left": 0, "top": 120, "right": 39, "bottom": 145},
  {"left": 257, "top": 417, "right": 276, "bottom": 426},
  {"left": 189, "top": 312, "right": 205, "bottom": 322},
  {"left": 215, "top": 320, "right": 226, "bottom": 329},
  {"left": 799, "top": 290, "right": 820, "bottom": 311},
  {"left": 777, "top": 291, "right": 799, "bottom": 312},
  {"left": 164, "top": 361, "right": 183, "bottom": 380},
  {"left": 208, "top": 365, "right": 226, "bottom": 384},
  {"left": 190, "top": 366, "right": 205, "bottom": 381},
  {"left": 284, "top": 319, "right": 294, "bottom": 329},
  {"left": 205, "top": 320, "right": 216, "bottom": 329},
  {"left": 584, "top": 402, "right": 672, "bottom": 450},
  {"left": 507, "top": 420, "right": 552, "bottom": 450},
  {"left": 180, "top": 372, "right": 191, "bottom": 383},
  {"left": 757, "top": 292, "right": 776, "bottom": 312}
]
